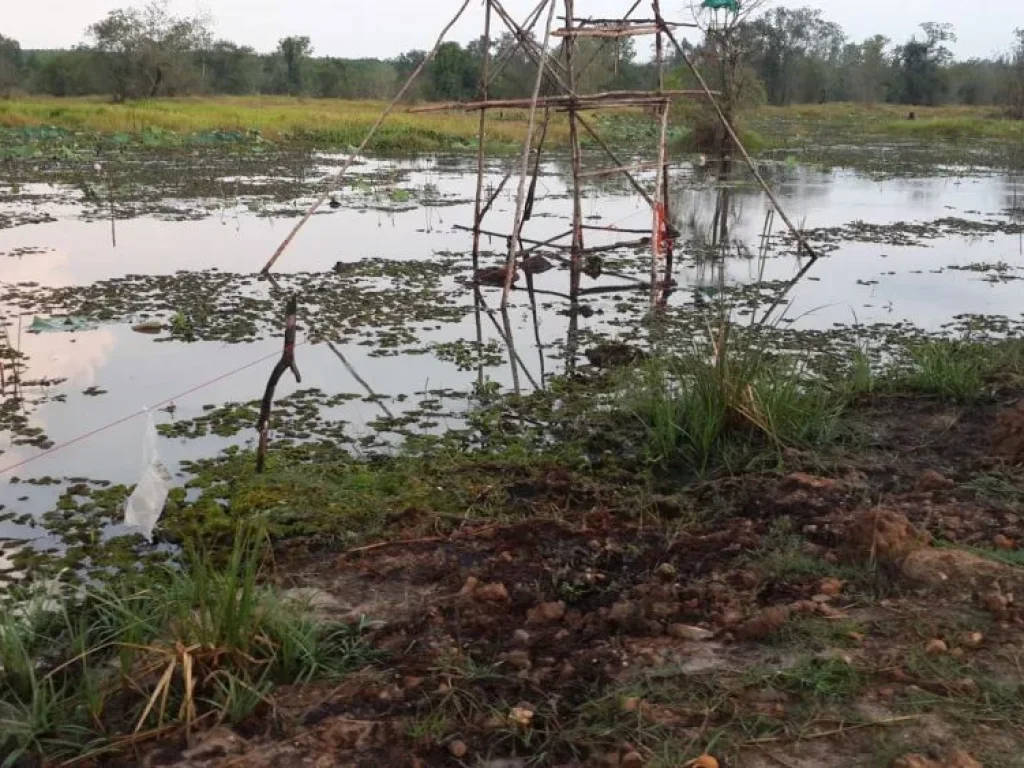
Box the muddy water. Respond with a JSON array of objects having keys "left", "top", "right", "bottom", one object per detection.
[{"left": 1, "top": 151, "right": 1023, "bottom": 541}]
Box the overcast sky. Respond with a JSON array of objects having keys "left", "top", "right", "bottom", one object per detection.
[{"left": 5, "top": 1, "right": 1019, "bottom": 60}]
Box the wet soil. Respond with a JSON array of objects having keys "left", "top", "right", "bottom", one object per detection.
[{"left": 117, "top": 392, "right": 1024, "bottom": 768}]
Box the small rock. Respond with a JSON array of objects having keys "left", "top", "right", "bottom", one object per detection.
[
  {"left": 459, "top": 576, "right": 481, "bottom": 596},
  {"left": 818, "top": 577, "right": 844, "bottom": 596},
  {"left": 655, "top": 562, "right": 677, "bottom": 579},
  {"left": 925, "top": 638, "right": 948, "bottom": 655},
  {"left": 993, "top": 533, "right": 1016, "bottom": 551},
  {"left": 981, "top": 587, "right": 1010, "bottom": 616},
  {"left": 608, "top": 601, "right": 637, "bottom": 624},
  {"left": 735, "top": 606, "right": 790, "bottom": 640},
  {"left": 945, "top": 749, "right": 983, "bottom": 768},
  {"left": 917, "top": 469, "right": 954, "bottom": 492},
  {"left": 667, "top": 623, "right": 714, "bottom": 642},
  {"left": 620, "top": 697, "right": 641, "bottom": 712},
  {"left": 783, "top": 473, "right": 837, "bottom": 492},
  {"left": 688, "top": 756, "right": 720, "bottom": 768},
  {"left": 650, "top": 601, "right": 679, "bottom": 618},
  {"left": 132, "top": 319, "right": 163, "bottom": 334},
  {"left": 508, "top": 706, "right": 534, "bottom": 728},
  {"left": 502, "top": 650, "right": 532, "bottom": 671},
  {"left": 893, "top": 756, "right": 936, "bottom": 768},
  {"left": 512, "top": 629, "right": 532, "bottom": 646},
  {"left": 183, "top": 728, "right": 245, "bottom": 760},
  {"left": 960, "top": 631, "right": 984, "bottom": 649},
  {"left": 622, "top": 751, "right": 643, "bottom": 768},
  {"left": 448, "top": 739, "right": 469, "bottom": 758},
  {"left": 475, "top": 582, "right": 510, "bottom": 602},
  {"left": 526, "top": 601, "right": 566, "bottom": 625},
  {"left": 952, "top": 677, "right": 979, "bottom": 696}
]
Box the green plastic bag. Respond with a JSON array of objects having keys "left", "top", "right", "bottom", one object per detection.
[
  {"left": 29, "top": 316, "right": 96, "bottom": 333},
  {"left": 702, "top": 0, "right": 740, "bottom": 10}
]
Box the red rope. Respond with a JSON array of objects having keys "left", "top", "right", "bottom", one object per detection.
[{"left": 0, "top": 342, "right": 306, "bottom": 477}]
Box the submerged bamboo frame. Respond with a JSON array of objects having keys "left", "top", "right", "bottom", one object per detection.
[
  {"left": 255, "top": 0, "right": 816, "bottom": 413},
  {"left": 444, "top": 0, "right": 816, "bottom": 328}
]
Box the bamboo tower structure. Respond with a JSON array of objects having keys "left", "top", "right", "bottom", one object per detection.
[{"left": 411, "top": 0, "right": 814, "bottom": 318}]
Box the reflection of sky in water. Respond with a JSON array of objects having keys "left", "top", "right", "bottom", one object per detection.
[{"left": 1, "top": 155, "right": 1023, "bottom": 522}]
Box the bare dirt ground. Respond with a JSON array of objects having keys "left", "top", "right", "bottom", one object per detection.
[{"left": 133, "top": 393, "right": 1024, "bottom": 768}]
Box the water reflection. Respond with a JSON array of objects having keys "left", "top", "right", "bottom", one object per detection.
[{"left": 2, "top": 152, "right": 1024, "bottom": 530}]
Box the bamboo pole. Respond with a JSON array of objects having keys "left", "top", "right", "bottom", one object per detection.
[
  {"left": 523, "top": 107, "right": 551, "bottom": 223},
  {"left": 660, "top": 24, "right": 818, "bottom": 261},
  {"left": 475, "top": 287, "right": 541, "bottom": 390},
  {"left": 553, "top": 24, "right": 662, "bottom": 38},
  {"left": 501, "top": 0, "right": 558, "bottom": 309},
  {"left": 491, "top": 0, "right": 574, "bottom": 96},
  {"left": 472, "top": 0, "right": 493, "bottom": 386},
  {"left": 491, "top": 0, "right": 571, "bottom": 85},
  {"left": 324, "top": 340, "right": 394, "bottom": 419},
  {"left": 408, "top": 90, "right": 711, "bottom": 112},
  {"left": 564, "top": 0, "right": 585, "bottom": 305},
  {"left": 651, "top": 103, "right": 669, "bottom": 307},
  {"left": 260, "top": 0, "right": 473, "bottom": 275},
  {"left": 486, "top": 0, "right": 548, "bottom": 88}
]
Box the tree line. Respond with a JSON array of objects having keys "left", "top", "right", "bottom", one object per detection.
[{"left": 0, "top": 1, "right": 1021, "bottom": 116}]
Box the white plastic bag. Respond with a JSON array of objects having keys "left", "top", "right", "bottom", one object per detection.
[{"left": 123, "top": 411, "right": 172, "bottom": 542}]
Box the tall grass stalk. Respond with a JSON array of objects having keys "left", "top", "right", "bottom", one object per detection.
[
  {"left": 0, "top": 522, "right": 373, "bottom": 764},
  {"left": 624, "top": 330, "right": 844, "bottom": 471}
]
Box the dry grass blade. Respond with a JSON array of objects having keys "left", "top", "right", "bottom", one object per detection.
[{"left": 135, "top": 658, "right": 177, "bottom": 734}]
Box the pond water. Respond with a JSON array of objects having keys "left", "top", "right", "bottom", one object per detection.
[{"left": 1, "top": 150, "right": 1023, "bottom": 547}]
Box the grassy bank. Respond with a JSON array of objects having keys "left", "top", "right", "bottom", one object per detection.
[
  {"left": 2, "top": 97, "right": 1021, "bottom": 155},
  {"left": 749, "top": 102, "right": 1024, "bottom": 152},
  {"left": 0, "top": 96, "right": 569, "bottom": 152}
]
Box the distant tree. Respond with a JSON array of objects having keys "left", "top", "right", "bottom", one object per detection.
[
  {"left": 429, "top": 42, "right": 475, "bottom": 100},
  {"left": 0, "top": 34, "right": 23, "bottom": 96},
  {"left": 197, "top": 41, "right": 262, "bottom": 95},
  {"left": 277, "top": 36, "right": 312, "bottom": 95},
  {"left": 894, "top": 22, "right": 956, "bottom": 105},
  {"left": 88, "top": 1, "right": 210, "bottom": 101},
  {"left": 856, "top": 35, "right": 893, "bottom": 103},
  {"left": 745, "top": 7, "right": 845, "bottom": 105},
  {"left": 28, "top": 49, "right": 104, "bottom": 96}
]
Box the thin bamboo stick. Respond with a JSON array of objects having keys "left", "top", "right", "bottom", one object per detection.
[
  {"left": 501, "top": 0, "right": 558, "bottom": 308},
  {"left": 260, "top": 0, "right": 473, "bottom": 275},
  {"left": 490, "top": 0, "right": 570, "bottom": 83},
  {"left": 486, "top": 0, "right": 549, "bottom": 88},
  {"left": 565, "top": 0, "right": 584, "bottom": 303},
  {"left": 553, "top": 25, "right": 661, "bottom": 38},
  {"left": 471, "top": 0, "right": 493, "bottom": 387},
  {"left": 408, "top": 90, "right": 710, "bottom": 112},
  {"left": 651, "top": 104, "right": 669, "bottom": 307},
  {"left": 324, "top": 340, "right": 394, "bottom": 419}
]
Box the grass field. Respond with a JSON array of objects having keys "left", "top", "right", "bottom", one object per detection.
[
  {"left": 0, "top": 96, "right": 566, "bottom": 151},
  {"left": 1, "top": 96, "right": 1022, "bottom": 153},
  {"left": 748, "top": 102, "right": 1024, "bottom": 145}
]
